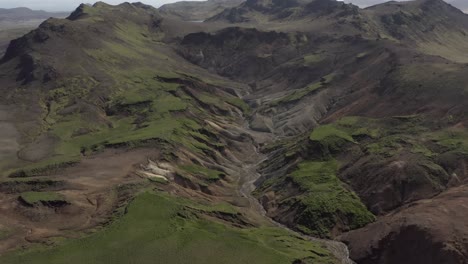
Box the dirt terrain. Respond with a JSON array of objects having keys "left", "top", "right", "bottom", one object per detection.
[
  {"left": 341, "top": 184, "right": 468, "bottom": 264},
  {"left": 0, "top": 148, "right": 156, "bottom": 253},
  {"left": 0, "top": 1, "right": 466, "bottom": 263},
  {"left": 0, "top": 106, "right": 19, "bottom": 163}
]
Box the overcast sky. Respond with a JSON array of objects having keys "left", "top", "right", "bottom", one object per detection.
[
  {"left": 342, "top": 0, "right": 466, "bottom": 10},
  {"left": 0, "top": 0, "right": 466, "bottom": 12}
]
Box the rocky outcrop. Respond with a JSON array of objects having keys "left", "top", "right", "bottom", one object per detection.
[{"left": 341, "top": 185, "right": 468, "bottom": 264}]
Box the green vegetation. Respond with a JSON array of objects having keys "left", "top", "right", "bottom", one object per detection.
[
  {"left": 258, "top": 116, "right": 466, "bottom": 237},
  {"left": 257, "top": 119, "right": 379, "bottom": 237},
  {"left": 308, "top": 117, "right": 377, "bottom": 155},
  {"left": 429, "top": 128, "right": 468, "bottom": 155},
  {"left": 303, "top": 54, "right": 324, "bottom": 65},
  {"left": 365, "top": 135, "right": 408, "bottom": 157},
  {"left": 262, "top": 134, "right": 309, "bottom": 159},
  {"left": 310, "top": 124, "right": 356, "bottom": 143},
  {"left": 308, "top": 116, "right": 435, "bottom": 157},
  {"left": 225, "top": 97, "right": 251, "bottom": 114},
  {"left": 7, "top": 68, "right": 245, "bottom": 177},
  {"left": 2, "top": 5, "right": 254, "bottom": 179},
  {"left": 19, "top": 192, "right": 67, "bottom": 206},
  {"left": 8, "top": 158, "right": 80, "bottom": 178},
  {"left": 320, "top": 73, "right": 336, "bottom": 84},
  {"left": 194, "top": 92, "right": 249, "bottom": 114},
  {"left": 184, "top": 199, "right": 238, "bottom": 215},
  {"left": 309, "top": 123, "right": 357, "bottom": 155},
  {"left": 0, "top": 229, "right": 10, "bottom": 240},
  {"left": 270, "top": 82, "right": 322, "bottom": 106},
  {"left": 1, "top": 192, "right": 335, "bottom": 264},
  {"left": 288, "top": 161, "right": 375, "bottom": 237},
  {"left": 270, "top": 73, "right": 337, "bottom": 106},
  {"left": 180, "top": 164, "right": 224, "bottom": 181},
  {"left": 0, "top": 179, "right": 64, "bottom": 193}
]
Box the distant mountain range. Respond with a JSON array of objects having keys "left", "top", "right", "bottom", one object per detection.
[
  {"left": 0, "top": 7, "right": 69, "bottom": 21},
  {"left": 0, "top": 8, "right": 69, "bottom": 63}
]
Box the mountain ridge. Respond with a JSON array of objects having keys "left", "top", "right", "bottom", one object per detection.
[
  {"left": 0, "top": 7, "right": 69, "bottom": 57},
  {"left": 159, "top": 0, "right": 245, "bottom": 21},
  {"left": 0, "top": 7, "right": 69, "bottom": 21},
  {"left": 0, "top": 1, "right": 466, "bottom": 264}
]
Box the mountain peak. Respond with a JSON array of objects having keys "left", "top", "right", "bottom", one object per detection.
[
  {"left": 0, "top": 0, "right": 467, "bottom": 263},
  {"left": 244, "top": 0, "right": 338, "bottom": 9},
  {"left": 419, "top": 0, "right": 466, "bottom": 13},
  {"left": 67, "top": 3, "right": 92, "bottom": 20},
  {"left": 244, "top": 0, "right": 299, "bottom": 8},
  {"left": 2, "top": 2, "right": 163, "bottom": 69},
  {"left": 208, "top": 0, "right": 357, "bottom": 23},
  {"left": 158, "top": 0, "right": 245, "bottom": 21},
  {"left": 67, "top": 2, "right": 161, "bottom": 21},
  {"left": 369, "top": 0, "right": 465, "bottom": 13}
]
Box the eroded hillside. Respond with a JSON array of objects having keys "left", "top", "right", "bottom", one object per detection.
[{"left": 0, "top": 0, "right": 467, "bottom": 264}]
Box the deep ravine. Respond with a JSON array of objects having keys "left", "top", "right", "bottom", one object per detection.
[{"left": 238, "top": 142, "right": 355, "bottom": 264}]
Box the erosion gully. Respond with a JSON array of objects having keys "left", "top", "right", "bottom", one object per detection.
[{"left": 237, "top": 134, "right": 354, "bottom": 264}]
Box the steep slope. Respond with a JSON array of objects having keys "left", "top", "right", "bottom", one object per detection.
[
  {"left": 0, "top": 8, "right": 69, "bottom": 56},
  {"left": 0, "top": 0, "right": 467, "bottom": 263},
  {"left": 207, "top": 0, "right": 360, "bottom": 23},
  {"left": 207, "top": 0, "right": 468, "bottom": 63},
  {"left": 342, "top": 184, "right": 468, "bottom": 264},
  {"left": 448, "top": 0, "right": 468, "bottom": 13},
  {"left": 0, "top": 2, "right": 341, "bottom": 263},
  {"left": 159, "top": 0, "right": 245, "bottom": 21},
  {"left": 0, "top": 28, "right": 33, "bottom": 56},
  {"left": 181, "top": 0, "right": 468, "bottom": 261},
  {"left": 180, "top": 26, "right": 468, "bottom": 134},
  {"left": 364, "top": 0, "right": 468, "bottom": 62}
]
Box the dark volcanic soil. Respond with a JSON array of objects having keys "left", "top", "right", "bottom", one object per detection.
[
  {"left": 341, "top": 184, "right": 468, "bottom": 264},
  {"left": 0, "top": 0, "right": 467, "bottom": 263},
  {"left": 0, "top": 148, "right": 156, "bottom": 253}
]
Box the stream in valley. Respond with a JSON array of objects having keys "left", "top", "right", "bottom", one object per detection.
[{"left": 238, "top": 146, "right": 355, "bottom": 264}]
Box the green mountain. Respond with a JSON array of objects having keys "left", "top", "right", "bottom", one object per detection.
[
  {"left": 0, "top": 0, "right": 466, "bottom": 263},
  {"left": 160, "top": 0, "right": 245, "bottom": 21}
]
